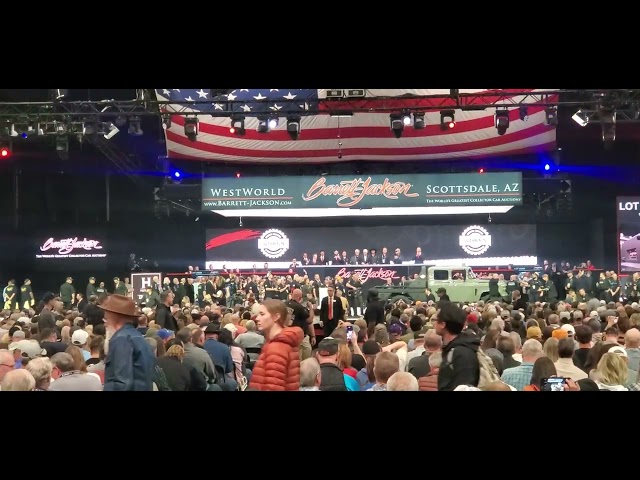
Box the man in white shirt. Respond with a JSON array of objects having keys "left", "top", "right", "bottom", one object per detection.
[{"left": 554, "top": 338, "right": 587, "bottom": 381}]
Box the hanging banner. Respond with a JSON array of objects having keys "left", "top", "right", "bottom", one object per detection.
[{"left": 202, "top": 172, "right": 522, "bottom": 211}]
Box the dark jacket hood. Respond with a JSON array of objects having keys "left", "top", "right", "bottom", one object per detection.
[{"left": 443, "top": 332, "right": 481, "bottom": 354}]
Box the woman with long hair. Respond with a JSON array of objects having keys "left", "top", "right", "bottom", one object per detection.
[
  {"left": 523, "top": 357, "right": 557, "bottom": 391},
  {"left": 594, "top": 352, "right": 629, "bottom": 390},
  {"left": 543, "top": 337, "right": 559, "bottom": 363},
  {"left": 156, "top": 344, "right": 192, "bottom": 391},
  {"left": 337, "top": 343, "right": 360, "bottom": 391},
  {"left": 249, "top": 299, "right": 303, "bottom": 391},
  {"left": 218, "top": 328, "right": 251, "bottom": 386}
]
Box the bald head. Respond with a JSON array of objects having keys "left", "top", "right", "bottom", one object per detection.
[
  {"left": 291, "top": 289, "right": 303, "bottom": 301},
  {"left": 625, "top": 328, "right": 640, "bottom": 348}
]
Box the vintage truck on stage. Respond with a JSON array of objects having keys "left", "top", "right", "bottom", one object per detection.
[{"left": 368, "top": 265, "right": 508, "bottom": 304}]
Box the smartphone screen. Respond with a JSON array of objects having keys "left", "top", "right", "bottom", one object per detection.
[
  {"left": 541, "top": 377, "right": 566, "bottom": 391},
  {"left": 346, "top": 325, "right": 353, "bottom": 342}
]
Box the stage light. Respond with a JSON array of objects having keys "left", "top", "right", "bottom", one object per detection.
[
  {"left": 402, "top": 113, "right": 411, "bottom": 126},
  {"left": 128, "top": 116, "right": 143, "bottom": 136},
  {"left": 495, "top": 109, "right": 510, "bottom": 135},
  {"left": 236, "top": 173, "right": 241, "bottom": 178},
  {"left": 389, "top": 114, "right": 404, "bottom": 138},
  {"left": 50, "top": 89, "right": 68, "bottom": 101},
  {"left": 184, "top": 117, "right": 199, "bottom": 141},
  {"left": 268, "top": 117, "right": 279, "bottom": 129},
  {"left": 413, "top": 113, "right": 425, "bottom": 129},
  {"left": 600, "top": 109, "right": 616, "bottom": 144},
  {"left": 230, "top": 115, "right": 245, "bottom": 136},
  {"left": 256, "top": 116, "right": 270, "bottom": 133},
  {"left": 56, "top": 136, "right": 68, "bottom": 152},
  {"left": 286, "top": 115, "right": 301, "bottom": 140},
  {"left": 173, "top": 171, "right": 181, "bottom": 179},
  {"left": 440, "top": 110, "right": 455, "bottom": 130},
  {"left": 572, "top": 110, "right": 589, "bottom": 127},
  {"left": 545, "top": 107, "right": 558, "bottom": 126},
  {"left": 519, "top": 106, "right": 529, "bottom": 121},
  {"left": 544, "top": 163, "right": 550, "bottom": 171},
  {"left": 0, "top": 146, "right": 10, "bottom": 158},
  {"left": 479, "top": 168, "right": 484, "bottom": 174},
  {"left": 104, "top": 123, "right": 119, "bottom": 140}
]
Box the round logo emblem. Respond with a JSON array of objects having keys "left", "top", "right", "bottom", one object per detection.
[
  {"left": 459, "top": 225, "right": 492, "bottom": 256},
  {"left": 258, "top": 229, "right": 290, "bottom": 259}
]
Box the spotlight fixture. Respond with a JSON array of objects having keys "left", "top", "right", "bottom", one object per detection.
[
  {"left": 115, "top": 115, "right": 127, "bottom": 128},
  {"left": 545, "top": 107, "right": 558, "bottom": 126},
  {"left": 184, "top": 117, "right": 199, "bottom": 141},
  {"left": 83, "top": 121, "right": 97, "bottom": 136},
  {"left": 413, "top": 112, "right": 425, "bottom": 129},
  {"left": 50, "top": 89, "right": 68, "bottom": 101},
  {"left": 104, "top": 123, "right": 119, "bottom": 140},
  {"left": 230, "top": 115, "right": 246, "bottom": 136},
  {"left": 495, "top": 109, "right": 510, "bottom": 135},
  {"left": 161, "top": 114, "right": 172, "bottom": 130},
  {"left": 571, "top": 110, "right": 589, "bottom": 127},
  {"left": 0, "top": 144, "right": 10, "bottom": 158},
  {"left": 256, "top": 116, "right": 270, "bottom": 133},
  {"left": 389, "top": 114, "right": 405, "bottom": 139},
  {"left": 56, "top": 136, "right": 69, "bottom": 152},
  {"left": 268, "top": 116, "right": 279, "bottom": 129},
  {"left": 286, "top": 115, "right": 301, "bottom": 140},
  {"left": 519, "top": 106, "right": 529, "bottom": 121},
  {"left": 402, "top": 113, "right": 411, "bottom": 126},
  {"left": 440, "top": 110, "right": 455, "bottom": 130},
  {"left": 128, "top": 116, "right": 143, "bottom": 136},
  {"left": 600, "top": 109, "right": 616, "bottom": 144}
]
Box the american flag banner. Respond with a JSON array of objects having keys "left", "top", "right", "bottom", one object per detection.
[{"left": 156, "top": 89, "right": 558, "bottom": 164}]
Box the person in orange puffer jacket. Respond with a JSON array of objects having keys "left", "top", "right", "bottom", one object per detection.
[
  {"left": 249, "top": 299, "right": 304, "bottom": 391},
  {"left": 418, "top": 351, "right": 442, "bottom": 391}
]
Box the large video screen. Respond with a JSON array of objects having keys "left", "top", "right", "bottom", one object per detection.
[
  {"left": 618, "top": 197, "right": 640, "bottom": 272},
  {"left": 205, "top": 224, "right": 537, "bottom": 269},
  {"left": 33, "top": 231, "right": 108, "bottom": 271}
]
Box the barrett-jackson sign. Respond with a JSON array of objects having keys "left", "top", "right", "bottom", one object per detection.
[
  {"left": 202, "top": 172, "right": 522, "bottom": 210},
  {"left": 35, "top": 237, "right": 106, "bottom": 259}
]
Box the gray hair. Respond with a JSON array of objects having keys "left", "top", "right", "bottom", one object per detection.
[
  {"left": 50, "top": 352, "right": 75, "bottom": 373},
  {"left": 245, "top": 320, "right": 257, "bottom": 332},
  {"left": 1, "top": 369, "right": 35, "bottom": 391},
  {"left": 299, "top": 357, "right": 320, "bottom": 388},
  {"left": 25, "top": 357, "right": 53, "bottom": 387},
  {"left": 386, "top": 371, "right": 419, "bottom": 391},
  {"left": 522, "top": 338, "right": 543, "bottom": 359},
  {"left": 429, "top": 351, "right": 443, "bottom": 368}
]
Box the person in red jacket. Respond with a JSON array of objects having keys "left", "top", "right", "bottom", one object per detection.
[{"left": 249, "top": 299, "right": 303, "bottom": 391}]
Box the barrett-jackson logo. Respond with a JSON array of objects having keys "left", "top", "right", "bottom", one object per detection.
[
  {"left": 335, "top": 267, "right": 399, "bottom": 283},
  {"left": 40, "top": 237, "right": 103, "bottom": 255},
  {"left": 302, "top": 177, "right": 419, "bottom": 208}
]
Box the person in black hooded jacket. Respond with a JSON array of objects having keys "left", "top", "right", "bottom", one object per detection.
[{"left": 435, "top": 302, "right": 480, "bottom": 391}]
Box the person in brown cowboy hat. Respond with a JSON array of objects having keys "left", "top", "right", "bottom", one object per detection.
[{"left": 101, "top": 294, "right": 156, "bottom": 391}]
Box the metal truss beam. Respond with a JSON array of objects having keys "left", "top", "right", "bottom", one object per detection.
[
  {"left": 84, "top": 134, "right": 148, "bottom": 188},
  {"left": 0, "top": 90, "right": 639, "bottom": 121}
]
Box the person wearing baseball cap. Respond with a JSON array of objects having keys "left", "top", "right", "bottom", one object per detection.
[{"left": 100, "top": 294, "right": 156, "bottom": 391}]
